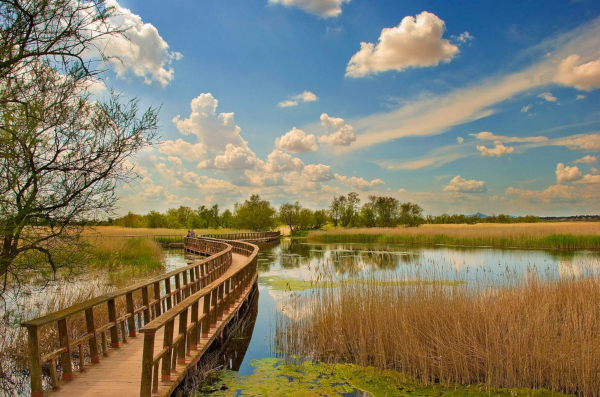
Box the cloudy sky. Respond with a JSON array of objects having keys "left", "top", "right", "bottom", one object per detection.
[{"left": 97, "top": 0, "right": 600, "bottom": 216}]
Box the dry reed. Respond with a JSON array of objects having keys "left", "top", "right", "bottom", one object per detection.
[
  {"left": 309, "top": 222, "right": 600, "bottom": 250},
  {"left": 277, "top": 266, "right": 600, "bottom": 396}
]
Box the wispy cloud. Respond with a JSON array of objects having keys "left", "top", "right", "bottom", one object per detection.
[{"left": 347, "top": 17, "right": 600, "bottom": 151}]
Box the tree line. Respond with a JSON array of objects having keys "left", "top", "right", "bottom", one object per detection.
[{"left": 108, "top": 192, "right": 541, "bottom": 233}]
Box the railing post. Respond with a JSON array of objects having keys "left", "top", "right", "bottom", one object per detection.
[
  {"left": 107, "top": 298, "right": 120, "bottom": 348},
  {"left": 26, "top": 325, "right": 43, "bottom": 397},
  {"left": 126, "top": 292, "right": 137, "bottom": 337},
  {"left": 140, "top": 331, "right": 156, "bottom": 397},
  {"left": 182, "top": 270, "right": 189, "bottom": 299},
  {"left": 85, "top": 308, "right": 100, "bottom": 363},
  {"left": 190, "top": 301, "right": 199, "bottom": 350},
  {"left": 142, "top": 286, "right": 151, "bottom": 324},
  {"left": 162, "top": 320, "right": 175, "bottom": 381},
  {"left": 165, "top": 278, "right": 172, "bottom": 310},
  {"left": 177, "top": 309, "right": 188, "bottom": 364},
  {"left": 176, "top": 274, "right": 183, "bottom": 303},
  {"left": 210, "top": 288, "right": 219, "bottom": 329},
  {"left": 58, "top": 318, "right": 74, "bottom": 380},
  {"left": 153, "top": 282, "right": 162, "bottom": 317},
  {"left": 201, "top": 294, "right": 211, "bottom": 338}
]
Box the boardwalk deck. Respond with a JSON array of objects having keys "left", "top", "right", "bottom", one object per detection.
[{"left": 41, "top": 252, "right": 253, "bottom": 397}]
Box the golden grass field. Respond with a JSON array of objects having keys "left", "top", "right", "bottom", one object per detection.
[{"left": 308, "top": 222, "right": 600, "bottom": 249}]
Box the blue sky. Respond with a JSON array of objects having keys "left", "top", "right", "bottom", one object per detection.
[{"left": 96, "top": 0, "right": 600, "bottom": 216}]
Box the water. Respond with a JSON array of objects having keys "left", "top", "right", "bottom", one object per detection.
[
  {"left": 165, "top": 239, "right": 600, "bottom": 378},
  {"left": 3, "top": 241, "right": 599, "bottom": 396}
]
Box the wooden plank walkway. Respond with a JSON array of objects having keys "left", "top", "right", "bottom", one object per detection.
[{"left": 43, "top": 252, "right": 251, "bottom": 397}]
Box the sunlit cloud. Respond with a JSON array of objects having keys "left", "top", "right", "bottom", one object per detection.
[
  {"left": 318, "top": 113, "right": 357, "bottom": 146},
  {"left": 334, "top": 174, "right": 384, "bottom": 191},
  {"left": 556, "top": 163, "right": 583, "bottom": 183},
  {"left": 574, "top": 155, "right": 597, "bottom": 164},
  {"left": 276, "top": 127, "right": 319, "bottom": 153},
  {"left": 346, "top": 11, "right": 459, "bottom": 77},
  {"left": 268, "top": 0, "right": 350, "bottom": 18},
  {"left": 347, "top": 17, "right": 600, "bottom": 150},
  {"left": 444, "top": 175, "right": 487, "bottom": 193},
  {"left": 554, "top": 54, "right": 600, "bottom": 91},
  {"left": 476, "top": 141, "right": 515, "bottom": 157}
]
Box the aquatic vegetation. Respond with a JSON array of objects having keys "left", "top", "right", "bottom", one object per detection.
[
  {"left": 276, "top": 265, "right": 600, "bottom": 396},
  {"left": 206, "top": 358, "right": 568, "bottom": 397}
]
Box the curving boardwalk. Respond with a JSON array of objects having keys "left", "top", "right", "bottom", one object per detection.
[{"left": 21, "top": 232, "right": 279, "bottom": 397}]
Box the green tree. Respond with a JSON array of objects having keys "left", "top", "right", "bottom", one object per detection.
[
  {"left": 312, "top": 209, "right": 328, "bottom": 229},
  {"left": 278, "top": 201, "right": 301, "bottom": 233},
  {"left": 219, "top": 209, "right": 234, "bottom": 229},
  {"left": 398, "top": 202, "right": 425, "bottom": 227},
  {"left": 144, "top": 211, "right": 168, "bottom": 229},
  {"left": 233, "top": 194, "right": 276, "bottom": 231},
  {"left": 0, "top": 0, "right": 159, "bottom": 292}
]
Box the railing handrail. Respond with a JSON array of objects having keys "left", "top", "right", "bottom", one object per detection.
[
  {"left": 21, "top": 239, "right": 230, "bottom": 328},
  {"left": 139, "top": 241, "right": 258, "bottom": 333}
]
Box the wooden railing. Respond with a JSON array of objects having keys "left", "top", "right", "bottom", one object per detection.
[
  {"left": 138, "top": 239, "right": 259, "bottom": 397},
  {"left": 199, "top": 231, "right": 280, "bottom": 242},
  {"left": 21, "top": 238, "right": 232, "bottom": 397}
]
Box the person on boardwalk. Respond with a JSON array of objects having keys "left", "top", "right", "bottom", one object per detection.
[{"left": 190, "top": 229, "right": 195, "bottom": 238}]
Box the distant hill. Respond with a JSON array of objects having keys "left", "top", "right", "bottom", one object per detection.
[{"left": 469, "top": 212, "right": 488, "bottom": 218}]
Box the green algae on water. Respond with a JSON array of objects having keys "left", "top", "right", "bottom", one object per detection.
[
  {"left": 259, "top": 276, "right": 339, "bottom": 291},
  {"left": 259, "top": 275, "right": 463, "bottom": 291},
  {"left": 203, "top": 358, "right": 569, "bottom": 397}
]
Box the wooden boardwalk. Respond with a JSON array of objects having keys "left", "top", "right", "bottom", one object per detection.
[
  {"left": 22, "top": 233, "right": 279, "bottom": 397},
  {"left": 43, "top": 253, "right": 250, "bottom": 397}
]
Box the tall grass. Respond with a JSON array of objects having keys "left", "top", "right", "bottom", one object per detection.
[
  {"left": 308, "top": 222, "right": 600, "bottom": 250},
  {"left": 277, "top": 266, "right": 600, "bottom": 396}
]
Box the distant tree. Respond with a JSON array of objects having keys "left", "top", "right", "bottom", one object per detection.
[
  {"left": 313, "top": 209, "right": 328, "bottom": 229},
  {"left": 114, "top": 212, "right": 145, "bottom": 228},
  {"left": 297, "top": 208, "right": 314, "bottom": 231},
  {"left": 144, "top": 211, "right": 168, "bottom": 229},
  {"left": 234, "top": 194, "right": 276, "bottom": 231},
  {"left": 398, "top": 202, "right": 425, "bottom": 227},
  {"left": 220, "top": 209, "right": 234, "bottom": 228},
  {"left": 360, "top": 202, "right": 376, "bottom": 228},
  {"left": 279, "top": 202, "right": 301, "bottom": 233},
  {"left": 329, "top": 196, "right": 342, "bottom": 227},
  {"left": 340, "top": 192, "right": 360, "bottom": 227}
]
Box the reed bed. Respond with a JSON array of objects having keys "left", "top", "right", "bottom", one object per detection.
[
  {"left": 308, "top": 222, "right": 600, "bottom": 250},
  {"left": 84, "top": 226, "right": 249, "bottom": 237},
  {"left": 277, "top": 266, "right": 600, "bottom": 396}
]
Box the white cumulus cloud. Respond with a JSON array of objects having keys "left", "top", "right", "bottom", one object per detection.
[
  {"left": 278, "top": 91, "right": 318, "bottom": 107},
  {"left": 574, "top": 155, "right": 597, "bottom": 164},
  {"left": 173, "top": 93, "right": 247, "bottom": 154},
  {"left": 554, "top": 54, "right": 600, "bottom": 91},
  {"left": 210, "top": 144, "right": 261, "bottom": 170},
  {"left": 268, "top": 0, "right": 350, "bottom": 18},
  {"left": 159, "top": 139, "right": 206, "bottom": 162},
  {"left": 318, "top": 113, "right": 357, "bottom": 146},
  {"left": 264, "top": 150, "right": 305, "bottom": 173},
  {"left": 276, "top": 127, "right": 319, "bottom": 153},
  {"left": 97, "top": 0, "right": 182, "bottom": 86},
  {"left": 334, "top": 174, "right": 384, "bottom": 191},
  {"left": 556, "top": 163, "right": 583, "bottom": 183},
  {"left": 302, "top": 164, "right": 334, "bottom": 181},
  {"left": 476, "top": 141, "right": 515, "bottom": 157},
  {"left": 444, "top": 175, "right": 487, "bottom": 193},
  {"left": 506, "top": 185, "right": 578, "bottom": 204},
  {"left": 346, "top": 11, "right": 459, "bottom": 77}
]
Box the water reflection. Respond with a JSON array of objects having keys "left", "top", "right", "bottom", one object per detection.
[{"left": 258, "top": 239, "right": 600, "bottom": 286}]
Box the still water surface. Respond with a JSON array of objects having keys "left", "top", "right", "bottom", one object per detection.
[{"left": 167, "top": 239, "right": 600, "bottom": 378}]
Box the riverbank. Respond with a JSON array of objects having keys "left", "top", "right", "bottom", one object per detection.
[{"left": 307, "top": 222, "right": 600, "bottom": 250}]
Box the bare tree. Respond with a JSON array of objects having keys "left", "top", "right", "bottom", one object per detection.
[{"left": 0, "top": 0, "right": 159, "bottom": 294}]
